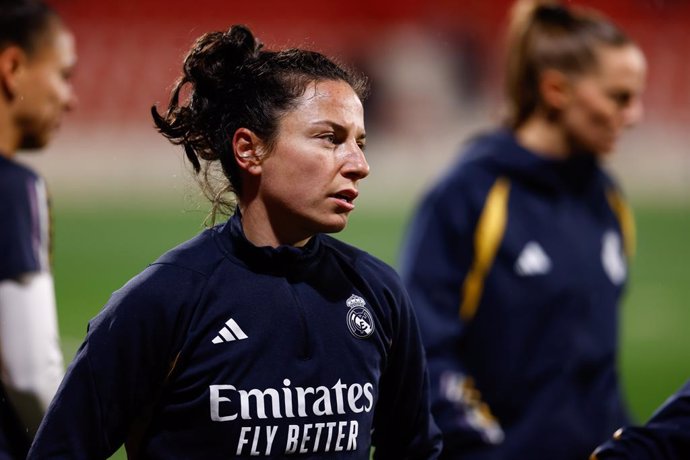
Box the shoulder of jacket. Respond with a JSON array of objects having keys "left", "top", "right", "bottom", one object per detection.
[
  {"left": 150, "top": 229, "right": 226, "bottom": 279},
  {"left": 321, "top": 235, "right": 401, "bottom": 285},
  {"left": 0, "top": 160, "right": 39, "bottom": 194}
]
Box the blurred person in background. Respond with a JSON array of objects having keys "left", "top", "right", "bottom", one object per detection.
[
  {"left": 29, "top": 24, "right": 441, "bottom": 459},
  {"left": 399, "top": 0, "right": 646, "bottom": 458},
  {"left": 591, "top": 382, "right": 690, "bottom": 459},
  {"left": 0, "top": 0, "right": 76, "bottom": 458}
]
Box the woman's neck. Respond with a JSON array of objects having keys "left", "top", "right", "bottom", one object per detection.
[
  {"left": 0, "top": 109, "right": 19, "bottom": 158},
  {"left": 238, "top": 202, "right": 311, "bottom": 249},
  {"left": 514, "top": 116, "right": 571, "bottom": 160}
]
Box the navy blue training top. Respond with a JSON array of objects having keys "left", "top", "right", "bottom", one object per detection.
[
  {"left": 29, "top": 212, "right": 442, "bottom": 459},
  {"left": 399, "top": 130, "right": 632, "bottom": 459},
  {"left": 0, "top": 155, "right": 51, "bottom": 459}
]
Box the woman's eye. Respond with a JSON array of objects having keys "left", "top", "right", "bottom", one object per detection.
[
  {"left": 610, "top": 92, "right": 631, "bottom": 107},
  {"left": 320, "top": 133, "right": 337, "bottom": 144}
]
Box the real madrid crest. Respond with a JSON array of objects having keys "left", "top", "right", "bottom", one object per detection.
[
  {"left": 601, "top": 229, "right": 626, "bottom": 285},
  {"left": 345, "top": 294, "right": 374, "bottom": 339}
]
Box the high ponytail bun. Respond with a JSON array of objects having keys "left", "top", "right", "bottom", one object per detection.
[
  {"left": 222, "top": 24, "right": 262, "bottom": 56},
  {"left": 183, "top": 25, "right": 262, "bottom": 99},
  {"left": 151, "top": 26, "right": 262, "bottom": 173},
  {"left": 507, "top": 0, "right": 560, "bottom": 39}
]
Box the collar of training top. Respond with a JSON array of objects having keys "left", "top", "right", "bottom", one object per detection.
[
  {"left": 219, "top": 211, "right": 324, "bottom": 277},
  {"left": 488, "top": 129, "right": 601, "bottom": 194}
]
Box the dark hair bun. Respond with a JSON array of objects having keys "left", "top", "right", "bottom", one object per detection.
[
  {"left": 223, "top": 25, "right": 263, "bottom": 57},
  {"left": 183, "top": 25, "right": 262, "bottom": 98}
]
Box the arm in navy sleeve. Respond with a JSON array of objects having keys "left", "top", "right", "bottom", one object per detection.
[
  {"left": 399, "top": 176, "right": 504, "bottom": 454},
  {"left": 592, "top": 379, "right": 690, "bottom": 460},
  {"left": 0, "top": 170, "right": 63, "bottom": 440},
  {"left": 370, "top": 263, "right": 442, "bottom": 459},
  {"left": 28, "top": 264, "right": 207, "bottom": 459}
]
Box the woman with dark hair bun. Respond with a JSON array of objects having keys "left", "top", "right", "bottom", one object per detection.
[
  {"left": 399, "top": 0, "right": 646, "bottom": 459},
  {"left": 29, "top": 24, "right": 442, "bottom": 459}
]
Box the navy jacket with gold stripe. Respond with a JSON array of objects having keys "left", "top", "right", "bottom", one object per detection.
[{"left": 400, "top": 129, "right": 633, "bottom": 460}]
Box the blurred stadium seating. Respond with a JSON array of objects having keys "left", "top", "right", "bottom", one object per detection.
[{"left": 29, "top": 0, "right": 689, "bottom": 203}]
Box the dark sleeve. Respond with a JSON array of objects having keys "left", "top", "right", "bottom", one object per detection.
[
  {"left": 398, "top": 174, "right": 504, "bottom": 452},
  {"left": 592, "top": 380, "right": 690, "bottom": 460},
  {"left": 371, "top": 268, "right": 443, "bottom": 459},
  {"left": 0, "top": 170, "right": 46, "bottom": 280},
  {"left": 28, "top": 263, "right": 206, "bottom": 459}
]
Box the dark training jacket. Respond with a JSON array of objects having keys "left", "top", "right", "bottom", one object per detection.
[
  {"left": 29, "top": 212, "right": 442, "bottom": 459},
  {"left": 592, "top": 379, "right": 690, "bottom": 460},
  {"left": 0, "top": 155, "right": 51, "bottom": 460},
  {"left": 399, "top": 130, "right": 634, "bottom": 460}
]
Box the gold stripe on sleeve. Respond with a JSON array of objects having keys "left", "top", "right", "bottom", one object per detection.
[
  {"left": 459, "top": 177, "right": 510, "bottom": 321},
  {"left": 606, "top": 188, "right": 636, "bottom": 259}
]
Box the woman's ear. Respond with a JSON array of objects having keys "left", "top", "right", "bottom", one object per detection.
[
  {"left": 233, "top": 127, "right": 264, "bottom": 175},
  {"left": 0, "top": 46, "right": 27, "bottom": 99},
  {"left": 539, "top": 68, "right": 571, "bottom": 111}
]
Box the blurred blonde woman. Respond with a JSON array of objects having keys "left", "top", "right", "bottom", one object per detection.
[{"left": 399, "top": 1, "right": 646, "bottom": 458}]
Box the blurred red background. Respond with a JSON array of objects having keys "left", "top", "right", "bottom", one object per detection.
[
  {"left": 52, "top": 0, "right": 690, "bottom": 128},
  {"left": 37, "top": 0, "right": 689, "bottom": 201}
]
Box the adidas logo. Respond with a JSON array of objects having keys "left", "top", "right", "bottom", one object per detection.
[
  {"left": 514, "top": 241, "right": 551, "bottom": 276},
  {"left": 212, "top": 318, "right": 248, "bottom": 344}
]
